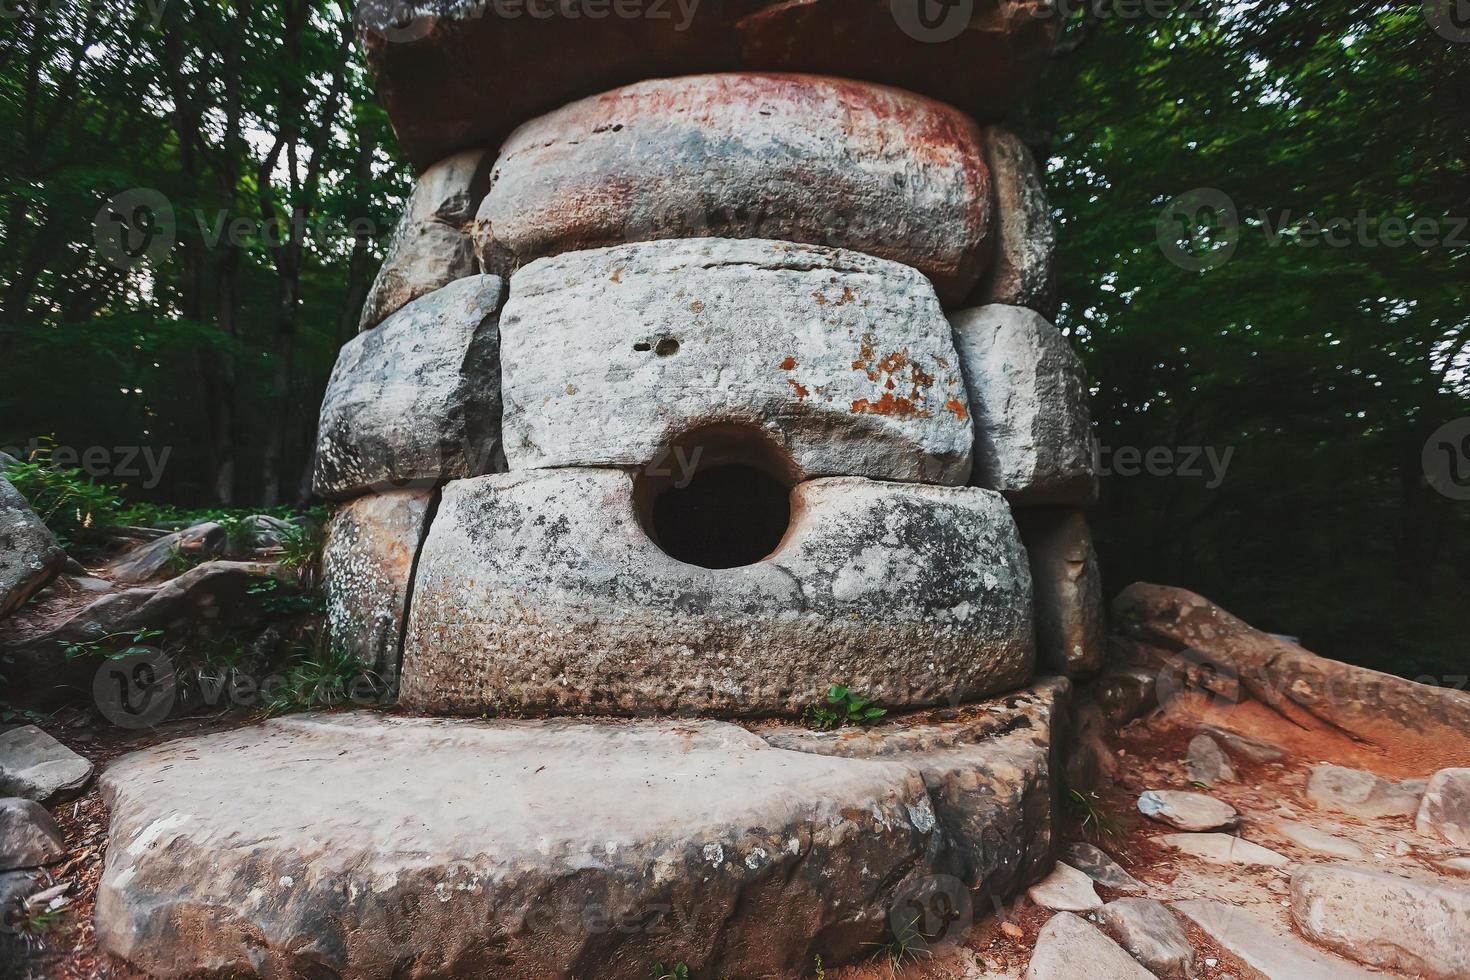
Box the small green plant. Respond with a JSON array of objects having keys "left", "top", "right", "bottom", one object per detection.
[
  {"left": 247, "top": 576, "right": 325, "bottom": 615},
  {"left": 215, "top": 514, "right": 258, "bottom": 553},
  {"left": 651, "top": 962, "right": 690, "bottom": 980},
  {"left": 3, "top": 439, "right": 124, "bottom": 544},
  {"left": 812, "top": 954, "right": 825, "bottom": 980},
  {"left": 1063, "top": 786, "right": 1122, "bottom": 840},
  {"left": 803, "top": 684, "right": 887, "bottom": 731},
  {"left": 863, "top": 914, "right": 931, "bottom": 975},
  {"left": 61, "top": 628, "right": 165, "bottom": 661},
  {"left": 260, "top": 639, "right": 377, "bottom": 716},
  {"left": 164, "top": 543, "right": 196, "bottom": 575},
  {"left": 275, "top": 522, "right": 325, "bottom": 588}
]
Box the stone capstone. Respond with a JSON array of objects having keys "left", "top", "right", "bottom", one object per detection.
[
  {"left": 0, "top": 727, "right": 92, "bottom": 804},
  {"left": 1015, "top": 508, "right": 1105, "bottom": 676},
  {"left": 0, "top": 477, "right": 65, "bottom": 620},
  {"left": 360, "top": 149, "right": 491, "bottom": 331},
  {"left": 314, "top": 275, "right": 505, "bottom": 499},
  {"left": 1023, "top": 911, "right": 1153, "bottom": 980},
  {"left": 1098, "top": 898, "right": 1194, "bottom": 976},
  {"left": 1306, "top": 763, "right": 1423, "bottom": 819},
  {"left": 1025, "top": 861, "right": 1100, "bottom": 912},
  {"left": 0, "top": 797, "right": 65, "bottom": 870},
  {"left": 96, "top": 683, "right": 1062, "bottom": 979},
  {"left": 980, "top": 127, "right": 1057, "bottom": 315},
  {"left": 1416, "top": 767, "right": 1470, "bottom": 846},
  {"left": 498, "top": 238, "right": 973, "bottom": 485},
  {"left": 401, "top": 469, "right": 1033, "bottom": 717},
  {"left": 1136, "top": 790, "right": 1238, "bottom": 832},
  {"left": 322, "top": 490, "right": 435, "bottom": 682},
  {"left": 476, "top": 74, "right": 991, "bottom": 306},
  {"left": 951, "top": 304, "right": 1096, "bottom": 506}
]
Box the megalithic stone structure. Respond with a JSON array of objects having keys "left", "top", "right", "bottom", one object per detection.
[{"left": 96, "top": 3, "right": 1109, "bottom": 977}]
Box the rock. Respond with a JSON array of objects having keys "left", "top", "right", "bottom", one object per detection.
[
  {"left": 1185, "top": 734, "right": 1235, "bottom": 785},
  {"left": 1417, "top": 767, "right": 1470, "bottom": 845},
  {"left": 1175, "top": 898, "right": 1383, "bottom": 980},
  {"left": 1436, "top": 856, "right": 1470, "bottom": 876},
  {"left": 1026, "top": 862, "right": 1100, "bottom": 912},
  {"left": 1306, "top": 763, "right": 1423, "bottom": 819},
  {"left": 1063, "top": 702, "right": 1118, "bottom": 792},
  {"left": 1290, "top": 862, "right": 1470, "bottom": 978},
  {"left": 322, "top": 490, "right": 435, "bottom": 682},
  {"left": 1096, "top": 668, "right": 1158, "bottom": 727},
  {"left": 1156, "top": 833, "right": 1289, "bottom": 867},
  {"left": 951, "top": 305, "right": 1096, "bottom": 506},
  {"left": 0, "top": 727, "right": 92, "bottom": 803},
  {"left": 357, "top": 0, "right": 1060, "bottom": 173},
  {"left": 314, "top": 275, "right": 505, "bottom": 499},
  {"left": 1015, "top": 509, "right": 1104, "bottom": 677},
  {"left": 0, "top": 798, "right": 65, "bottom": 870},
  {"left": 1112, "top": 583, "right": 1470, "bottom": 753},
  {"left": 0, "top": 476, "right": 65, "bottom": 619},
  {"left": 498, "top": 238, "right": 972, "bottom": 485},
  {"left": 1197, "top": 724, "right": 1286, "bottom": 763},
  {"left": 1273, "top": 820, "right": 1365, "bottom": 860},
  {"left": 1063, "top": 842, "right": 1146, "bottom": 894},
  {"left": 241, "top": 514, "right": 297, "bottom": 548},
  {"left": 1098, "top": 898, "right": 1194, "bottom": 975},
  {"left": 106, "top": 522, "right": 226, "bottom": 584},
  {"left": 1023, "top": 911, "right": 1153, "bottom": 980},
  {"left": 402, "top": 470, "right": 1033, "bottom": 717},
  {"left": 360, "top": 149, "right": 491, "bottom": 331},
  {"left": 0, "top": 867, "right": 47, "bottom": 922},
  {"left": 96, "top": 687, "right": 1061, "bottom": 979},
  {"left": 979, "top": 127, "right": 1056, "bottom": 315},
  {"left": 1137, "top": 790, "right": 1238, "bottom": 831},
  {"left": 476, "top": 74, "right": 991, "bottom": 306}
]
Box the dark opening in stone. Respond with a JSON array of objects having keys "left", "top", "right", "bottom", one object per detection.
[{"left": 635, "top": 426, "right": 797, "bottom": 570}]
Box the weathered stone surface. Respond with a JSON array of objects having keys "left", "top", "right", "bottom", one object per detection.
[
  {"left": 360, "top": 149, "right": 491, "bottom": 331},
  {"left": 1024, "top": 911, "right": 1153, "bottom": 980},
  {"left": 1306, "top": 763, "right": 1423, "bottom": 819},
  {"left": 1185, "top": 734, "right": 1235, "bottom": 786},
  {"left": 1157, "top": 833, "right": 1288, "bottom": 867},
  {"left": 402, "top": 470, "right": 1033, "bottom": 717},
  {"left": 1137, "top": 790, "right": 1238, "bottom": 832},
  {"left": 498, "top": 239, "right": 972, "bottom": 485},
  {"left": 1096, "top": 667, "right": 1158, "bottom": 727},
  {"left": 1273, "top": 820, "right": 1365, "bottom": 860},
  {"left": 96, "top": 689, "right": 1061, "bottom": 979},
  {"left": 1417, "top": 767, "right": 1470, "bottom": 845},
  {"left": 477, "top": 75, "right": 991, "bottom": 306},
  {"left": 1016, "top": 508, "right": 1104, "bottom": 676},
  {"left": 107, "top": 522, "right": 225, "bottom": 584},
  {"left": 1175, "top": 898, "right": 1382, "bottom": 980},
  {"left": 0, "top": 477, "right": 65, "bottom": 619},
  {"left": 1098, "top": 898, "right": 1193, "bottom": 976},
  {"left": 322, "top": 490, "right": 434, "bottom": 682},
  {"left": 0, "top": 798, "right": 64, "bottom": 870},
  {"left": 952, "top": 305, "right": 1096, "bottom": 506},
  {"left": 0, "top": 727, "right": 92, "bottom": 803},
  {"left": 1026, "top": 861, "right": 1100, "bottom": 912},
  {"left": 358, "top": 0, "right": 1060, "bottom": 174},
  {"left": 979, "top": 127, "right": 1056, "bottom": 314},
  {"left": 1063, "top": 842, "right": 1146, "bottom": 894},
  {"left": 1112, "top": 583, "right": 1470, "bottom": 754},
  {"left": 1290, "top": 862, "right": 1470, "bottom": 978},
  {"left": 315, "top": 275, "right": 505, "bottom": 499},
  {"left": 1197, "top": 723, "right": 1285, "bottom": 762}
]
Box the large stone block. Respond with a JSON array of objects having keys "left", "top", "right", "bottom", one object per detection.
[
  {"left": 322, "top": 490, "right": 435, "bottom": 682},
  {"left": 359, "top": 149, "right": 492, "bottom": 331},
  {"left": 401, "top": 468, "right": 1033, "bottom": 717},
  {"left": 356, "top": 0, "right": 1060, "bottom": 173},
  {"left": 95, "top": 680, "right": 1062, "bottom": 979},
  {"left": 1016, "top": 508, "right": 1105, "bottom": 676},
  {"left": 476, "top": 74, "right": 991, "bottom": 306},
  {"left": 499, "top": 238, "right": 973, "bottom": 485},
  {"left": 314, "top": 275, "right": 505, "bottom": 499},
  {"left": 951, "top": 304, "right": 1096, "bottom": 506},
  {"left": 0, "top": 477, "right": 64, "bottom": 620},
  {"left": 979, "top": 127, "right": 1057, "bottom": 314}
]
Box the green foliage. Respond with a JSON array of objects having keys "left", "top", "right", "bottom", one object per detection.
[
  {"left": 247, "top": 576, "right": 326, "bottom": 616},
  {"left": 259, "top": 639, "right": 378, "bottom": 717},
  {"left": 61, "top": 628, "right": 164, "bottom": 662},
  {"left": 2, "top": 442, "right": 124, "bottom": 544},
  {"left": 275, "top": 522, "right": 326, "bottom": 588},
  {"left": 651, "top": 964, "right": 690, "bottom": 980},
  {"left": 804, "top": 684, "right": 888, "bottom": 731},
  {"left": 214, "top": 514, "right": 259, "bottom": 553},
  {"left": 864, "top": 914, "right": 931, "bottom": 974},
  {"left": 1062, "top": 786, "right": 1121, "bottom": 841}
]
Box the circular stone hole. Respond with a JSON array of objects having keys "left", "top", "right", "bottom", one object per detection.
[
  {"left": 655, "top": 337, "right": 680, "bottom": 356},
  {"left": 635, "top": 427, "right": 796, "bottom": 570}
]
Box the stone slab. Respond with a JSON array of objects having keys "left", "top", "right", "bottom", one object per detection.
[
  {"left": 0, "top": 726, "right": 92, "bottom": 803},
  {"left": 1015, "top": 508, "right": 1104, "bottom": 676},
  {"left": 1417, "top": 767, "right": 1470, "bottom": 846},
  {"left": 1024, "top": 911, "right": 1152, "bottom": 980},
  {"left": 401, "top": 469, "right": 1033, "bottom": 717},
  {"left": 477, "top": 74, "right": 991, "bottom": 306},
  {"left": 1175, "top": 898, "right": 1382, "bottom": 980},
  {"left": 980, "top": 127, "right": 1056, "bottom": 314},
  {"left": 498, "top": 238, "right": 973, "bottom": 485},
  {"left": 96, "top": 683, "right": 1062, "bottom": 979},
  {"left": 0, "top": 797, "right": 65, "bottom": 871},
  {"left": 1157, "top": 832, "right": 1289, "bottom": 867}
]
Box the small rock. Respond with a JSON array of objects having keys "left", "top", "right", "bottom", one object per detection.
[
  {"left": 1098, "top": 897, "right": 1194, "bottom": 975},
  {"left": 1001, "top": 921, "right": 1024, "bottom": 940},
  {"left": 0, "top": 867, "right": 47, "bottom": 928},
  {"left": 1027, "top": 861, "right": 1101, "bottom": 912},
  {"left": 1186, "top": 734, "right": 1236, "bottom": 785},
  {"left": 1273, "top": 820, "right": 1365, "bottom": 860},
  {"left": 1416, "top": 767, "right": 1470, "bottom": 845},
  {"left": 1157, "top": 832, "right": 1289, "bottom": 867},
  {"left": 1024, "top": 911, "right": 1153, "bottom": 980},
  {"left": 1290, "top": 862, "right": 1470, "bottom": 978},
  {"left": 1176, "top": 898, "right": 1383, "bottom": 980},
  {"left": 0, "top": 726, "right": 93, "bottom": 803},
  {"left": 1197, "top": 726, "right": 1285, "bottom": 762},
  {"left": 0, "top": 798, "right": 65, "bottom": 870},
  {"left": 1064, "top": 842, "right": 1147, "bottom": 893},
  {"left": 1097, "top": 668, "right": 1158, "bottom": 726},
  {"left": 1434, "top": 856, "right": 1470, "bottom": 876},
  {"left": 1137, "top": 790, "right": 1239, "bottom": 832},
  {"left": 107, "top": 521, "right": 226, "bottom": 583},
  {"left": 1306, "top": 763, "right": 1423, "bottom": 819}
]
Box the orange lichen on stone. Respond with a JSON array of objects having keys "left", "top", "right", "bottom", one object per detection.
[
  {"left": 851, "top": 393, "right": 930, "bottom": 418},
  {"left": 945, "top": 397, "right": 968, "bottom": 421},
  {"left": 780, "top": 356, "right": 798, "bottom": 370},
  {"left": 787, "top": 379, "right": 810, "bottom": 398},
  {"left": 610, "top": 268, "right": 623, "bottom": 283}
]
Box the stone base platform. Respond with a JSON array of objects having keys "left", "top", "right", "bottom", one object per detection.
[{"left": 95, "top": 679, "right": 1065, "bottom": 979}]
